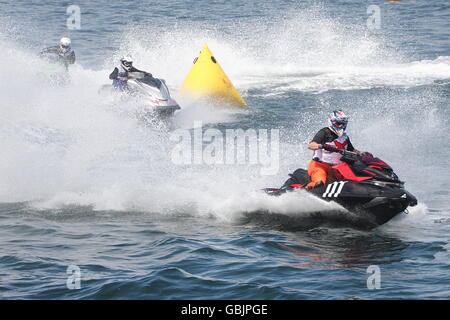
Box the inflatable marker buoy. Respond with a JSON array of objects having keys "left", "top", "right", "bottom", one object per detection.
[{"left": 181, "top": 43, "right": 247, "bottom": 107}]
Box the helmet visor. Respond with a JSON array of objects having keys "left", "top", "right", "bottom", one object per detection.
[
  {"left": 122, "top": 61, "right": 132, "bottom": 68},
  {"left": 332, "top": 120, "right": 347, "bottom": 128},
  {"left": 60, "top": 44, "right": 70, "bottom": 51}
]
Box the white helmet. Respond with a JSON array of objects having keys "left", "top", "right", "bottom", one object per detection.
[
  {"left": 328, "top": 110, "right": 349, "bottom": 137},
  {"left": 60, "top": 37, "right": 71, "bottom": 53},
  {"left": 120, "top": 55, "right": 133, "bottom": 72}
]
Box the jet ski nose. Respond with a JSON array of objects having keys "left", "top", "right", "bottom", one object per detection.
[{"left": 404, "top": 191, "right": 418, "bottom": 206}]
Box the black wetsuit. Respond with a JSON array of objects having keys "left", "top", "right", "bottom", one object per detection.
[{"left": 39, "top": 46, "right": 75, "bottom": 70}]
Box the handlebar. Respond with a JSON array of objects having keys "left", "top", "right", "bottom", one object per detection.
[
  {"left": 128, "top": 71, "right": 152, "bottom": 80},
  {"left": 322, "top": 145, "right": 361, "bottom": 161},
  {"left": 322, "top": 145, "right": 343, "bottom": 154}
]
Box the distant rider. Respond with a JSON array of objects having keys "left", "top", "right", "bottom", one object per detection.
[
  {"left": 109, "top": 56, "right": 152, "bottom": 89},
  {"left": 306, "top": 110, "right": 367, "bottom": 189},
  {"left": 39, "top": 37, "right": 75, "bottom": 70}
]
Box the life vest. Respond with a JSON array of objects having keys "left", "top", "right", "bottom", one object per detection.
[
  {"left": 313, "top": 132, "right": 350, "bottom": 165},
  {"left": 58, "top": 48, "right": 74, "bottom": 58}
]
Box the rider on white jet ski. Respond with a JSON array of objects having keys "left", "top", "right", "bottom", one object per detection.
[
  {"left": 306, "top": 110, "right": 370, "bottom": 189},
  {"left": 39, "top": 37, "right": 76, "bottom": 70},
  {"left": 109, "top": 56, "right": 152, "bottom": 89}
]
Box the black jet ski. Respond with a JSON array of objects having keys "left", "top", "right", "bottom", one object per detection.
[
  {"left": 99, "top": 73, "right": 181, "bottom": 118},
  {"left": 264, "top": 146, "right": 417, "bottom": 229}
]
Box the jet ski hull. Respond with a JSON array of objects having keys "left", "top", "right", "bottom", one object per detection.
[
  {"left": 144, "top": 100, "right": 181, "bottom": 118},
  {"left": 264, "top": 168, "right": 417, "bottom": 229},
  {"left": 99, "top": 76, "right": 181, "bottom": 119}
]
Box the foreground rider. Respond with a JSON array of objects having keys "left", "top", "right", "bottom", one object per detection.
[
  {"left": 39, "top": 37, "right": 76, "bottom": 70},
  {"left": 306, "top": 110, "right": 366, "bottom": 189},
  {"left": 109, "top": 56, "right": 152, "bottom": 89}
]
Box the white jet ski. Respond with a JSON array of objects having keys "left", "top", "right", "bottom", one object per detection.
[
  {"left": 37, "top": 51, "right": 70, "bottom": 86},
  {"left": 99, "top": 73, "right": 181, "bottom": 118}
]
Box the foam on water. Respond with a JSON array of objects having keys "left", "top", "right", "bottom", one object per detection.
[
  {"left": 113, "top": 8, "right": 450, "bottom": 93},
  {"left": 2, "top": 1, "right": 450, "bottom": 300},
  {"left": 0, "top": 7, "right": 448, "bottom": 231}
]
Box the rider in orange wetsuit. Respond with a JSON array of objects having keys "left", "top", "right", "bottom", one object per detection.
[{"left": 306, "top": 110, "right": 364, "bottom": 189}]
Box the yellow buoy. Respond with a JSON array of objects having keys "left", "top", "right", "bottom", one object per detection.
[{"left": 181, "top": 43, "right": 247, "bottom": 107}]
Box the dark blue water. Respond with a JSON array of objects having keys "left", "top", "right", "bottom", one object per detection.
[{"left": 1, "top": 0, "right": 450, "bottom": 299}]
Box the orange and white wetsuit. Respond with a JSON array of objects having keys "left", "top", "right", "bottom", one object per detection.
[{"left": 306, "top": 127, "right": 355, "bottom": 188}]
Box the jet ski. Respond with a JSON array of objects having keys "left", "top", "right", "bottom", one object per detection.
[
  {"left": 263, "top": 146, "right": 417, "bottom": 229},
  {"left": 37, "top": 51, "right": 70, "bottom": 86},
  {"left": 99, "top": 73, "right": 180, "bottom": 119}
]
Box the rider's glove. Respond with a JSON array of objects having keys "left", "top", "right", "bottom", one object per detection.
[{"left": 322, "top": 144, "right": 334, "bottom": 151}]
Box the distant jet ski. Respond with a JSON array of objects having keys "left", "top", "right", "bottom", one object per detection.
[
  {"left": 37, "top": 50, "right": 70, "bottom": 86},
  {"left": 263, "top": 146, "right": 417, "bottom": 229},
  {"left": 99, "top": 73, "right": 180, "bottom": 118}
]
